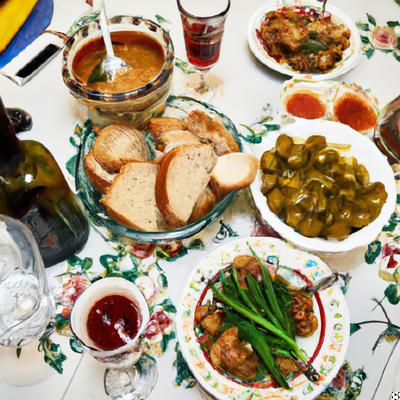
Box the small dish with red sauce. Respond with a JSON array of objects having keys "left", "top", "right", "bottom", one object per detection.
[{"left": 281, "top": 77, "right": 379, "bottom": 137}]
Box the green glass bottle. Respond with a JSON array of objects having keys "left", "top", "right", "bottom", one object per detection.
[{"left": 0, "top": 97, "right": 89, "bottom": 267}]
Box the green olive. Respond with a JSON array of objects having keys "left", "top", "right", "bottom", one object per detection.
[
  {"left": 267, "top": 188, "right": 285, "bottom": 215},
  {"left": 298, "top": 217, "right": 324, "bottom": 237},
  {"left": 355, "top": 164, "right": 370, "bottom": 186},
  {"left": 260, "top": 151, "right": 279, "bottom": 173},
  {"left": 286, "top": 205, "right": 304, "bottom": 228},
  {"left": 261, "top": 174, "right": 277, "bottom": 194},
  {"left": 322, "top": 222, "right": 351, "bottom": 240},
  {"left": 288, "top": 144, "right": 309, "bottom": 169},
  {"left": 305, "top": 135, "right": 327, "bottom": 153},
  {"left": 276, "top": 134, "right": 294, "bottom": 159}
]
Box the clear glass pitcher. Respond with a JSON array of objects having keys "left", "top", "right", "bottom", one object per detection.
[{"left": 0, "top": 215, "right": 54, "bottom": 347}]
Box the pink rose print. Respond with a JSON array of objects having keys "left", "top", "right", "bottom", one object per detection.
[
  {"left": 371, "top": 26, "right": 398, "bottom": 49},
  {"left": 59, "top": 274, "right": 91, "bottom": 318}
]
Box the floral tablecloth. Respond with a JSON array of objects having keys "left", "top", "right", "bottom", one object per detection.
[{"left": 0, "top": 0, "right": 400, "bottom": 399}]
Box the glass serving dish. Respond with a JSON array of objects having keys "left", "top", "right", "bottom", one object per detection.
[
  {"left": 75, "top": 95, "right": 242, "bottom": 244},
  {"left": 62, "top": 16, "right": 174, "bottom": 128}
]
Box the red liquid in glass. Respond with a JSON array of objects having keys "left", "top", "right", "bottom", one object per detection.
[
  {"left": 86, "top": 295, "right": 141, "bottom": 351},
  {"left": 182, "top": 21, "right": 224, "bottom": 70}
]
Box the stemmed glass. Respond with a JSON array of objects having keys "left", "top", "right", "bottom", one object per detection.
[
  {"left": 70, "top": 277, "right": 157, "bottom": 400},
  {"left": 177, "top": 0, "right": 230, "bottom": 97},
  {"left": 0, "top": 215, "right": 54, "bottom": 348},
  {"left": 0, "top": 215, "right": 55, "bottom": 385}
]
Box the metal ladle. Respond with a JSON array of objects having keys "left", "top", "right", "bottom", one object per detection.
[{"left": 94, "top": 0, "right": 128, "bottom": 81}]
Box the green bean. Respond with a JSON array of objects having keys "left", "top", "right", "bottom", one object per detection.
[
  {"left": 212, "top": 286, "right": 306, "bottom": 361},
  {"left": 237, "top": 320, "right": 289, "bottom": 389},
  {"left": 232, "top": 269, "right": 260, "bottom": 315},
  {"left": 248, "top": 244, "right": 287, "bottom": 328},
  {"left": 245, "top": 274, "right": 284, "bottom": 331}
]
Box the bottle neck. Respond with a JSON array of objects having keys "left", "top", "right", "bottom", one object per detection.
[{"left": 0, "top": 98, "right": 23, "bottom": 172}]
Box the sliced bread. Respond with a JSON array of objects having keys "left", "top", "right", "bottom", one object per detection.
[
  {"left": 210, "top": 153, "right": 258, "bottom": 197},
  {"left": 148, "top": 117, "right": 188, "bottom": 139},
  {"left": 156, "top": 129, "right": 201, "bottom": 152},
  {"left": 186, "top": 110, "right": 240, "bottom": 156},
  {"left": 102, "top": 161, "right": 166, "bottom": 232},
  {"left": 84, "top": 151, "right": 115, "bottom": 193},
  {"left": 156, "top": 144, "right": 217, "bottom": 227},
  {"left": 93, "top": 124, "right": 150, "bottom": 173},
  {"left": 189, "top": 187, "right": 217, "bottom": 222}
]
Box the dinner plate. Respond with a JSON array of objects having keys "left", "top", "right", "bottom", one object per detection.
[
  {"left": 176, "top": 236, "right": 350, "bottom": 400},
  {"left": 246, "top": 119, "right": 397, "bottom": 254},
  {"left": 247, "top": 0, "right": 361, "bottom": 80}
]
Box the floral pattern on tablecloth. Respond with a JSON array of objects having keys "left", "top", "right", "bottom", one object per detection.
[
  {"left": 50, "top": 244, "right": 177, "bottom": 372},
  {"left": 357, "top": 13, "right": 400, "bottom": 61}
]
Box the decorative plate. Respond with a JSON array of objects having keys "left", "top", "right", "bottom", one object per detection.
[
  {"left": 176, "top": 236, "right": 350, "bottom": 400},
  {"left": 247, "top": 0, "right": 361, "bottom": 80},
  {"left": 75, "top": 95, "right": 241, "bottom": 244},
  {"left": 246, "top": 119, "right": 396, "bottom": 254}
]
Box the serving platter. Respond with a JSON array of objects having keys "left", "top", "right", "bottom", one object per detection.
[
  {"left": 247, "top": 0, "right": 361, "bottom": 80},
  {"left": 176, "top": 236, "right": 350, "bottom": 400},
  {"left": 246, "top": 119, "right": 396, "bottom": 254}
]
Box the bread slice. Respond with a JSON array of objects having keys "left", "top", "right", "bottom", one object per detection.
[
  {"left": 156, "top": 144, "right": 217, "bottom": 227},
  {"left": 156, "top": 129, "right": 201, "bottom": 152},
  {"left": 148, "top": 117, "right": 188, "bottom": 139},
  {"left": 186, "top": 110, "right": 240, "bottom": 156},
  {"left": 92, "top": 124, "right": 150, "bottom": 173},
  {"left": 210, "top": 153, "right": 258, "bottom": 197},
  {"left": 102, "top": 162, "right": 166, "bottom": 232},
  {"left": 189, "top": 187, "right": 217, "bottom": 222},
  {"left": 84, "top": 151, "right": 115, "bottom": 193}
]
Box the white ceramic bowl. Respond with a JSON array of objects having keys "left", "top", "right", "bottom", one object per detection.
[
  {"left": 247, "top": 119, "right": 397, "bottom": 254},
  {"left": 247, "top": 0, "right": 361, "bottom": 80}
]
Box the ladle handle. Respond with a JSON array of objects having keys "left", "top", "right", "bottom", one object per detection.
[{"left": 98, "top": 0, "right": 115, "bottom": 58}]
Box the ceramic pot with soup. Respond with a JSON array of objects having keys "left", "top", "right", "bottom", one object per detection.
[{"left": 62, "top": 16, "right": 174, "bottom": 127}]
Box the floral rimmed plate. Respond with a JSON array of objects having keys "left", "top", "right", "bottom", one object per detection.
[
  {"left": 247, "top": 0, "right": 361, "bottom": 80},
  {"left": 281, "top": 77, "right": 380, "bottom": 137},
  {"left": 176, "top": 237, "right": 350, "bottom": 400}
]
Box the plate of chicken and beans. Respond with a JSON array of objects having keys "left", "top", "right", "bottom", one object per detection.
[{"left": 176, "top": 237, "right": 349, "bottom": 399}]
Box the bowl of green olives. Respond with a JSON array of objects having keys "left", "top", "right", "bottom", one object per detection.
[{"left": 248, "top": 119, "right": 396, "bottom": 254}]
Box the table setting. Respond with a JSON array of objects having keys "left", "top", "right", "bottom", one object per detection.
[{"left": 0, "top": 0, "right": 400, "bottom": 399}]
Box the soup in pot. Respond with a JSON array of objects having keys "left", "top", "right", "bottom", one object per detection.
[{"left": 72, "top": 31, "right": 165, "bottom": 94}]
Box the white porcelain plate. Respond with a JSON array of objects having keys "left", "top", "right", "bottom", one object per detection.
[
  {"left": 247, "top": 0, "right": 361, "bottom": 80},
  {"left": 247, "top": 119, "right": 396, "bottom": 254},
  {"left": 176, "top": 236, "right": 350, "bottom": 400}
]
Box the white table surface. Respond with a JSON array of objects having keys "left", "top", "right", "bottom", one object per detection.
[{"left": 1, "top": 0, "right": 400, "bottom": 399}]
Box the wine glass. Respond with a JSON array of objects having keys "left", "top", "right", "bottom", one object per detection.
[
  {"left": 70, "top": 277, "right": 157, "bottom": 400},
  {"left": 0, "top": 215, "right": 54, "bottom": 348},
  {"left": 177, "top": 0, "right": 230, "bottom": 98},
  {"left": 0, "top": 215, "right": 55, "bottom": 386}
]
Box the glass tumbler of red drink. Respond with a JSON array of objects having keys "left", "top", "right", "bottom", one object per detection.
[
  {"left": 177, "top": 0, "right": 230, "bottom": 95},
  {"left": 71, "top": 277, "right": 157, "bottom": 400}
]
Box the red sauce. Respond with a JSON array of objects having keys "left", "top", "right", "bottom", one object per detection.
[
  {"left": 286, "top": 91, "right": 326, "bottom": 120},
  {"left": 333, "top": 93, "right": 378, "bottom": 132},
  {"left": 87, "top": 295, "right": 141, "bottom": 351}
]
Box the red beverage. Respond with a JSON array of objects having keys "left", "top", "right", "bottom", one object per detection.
[
  {"left": 177, "top": 0, "right": 230, "bottom": 72},
  {"left": 182, "top": 22, "right": 224, "bottom": 70},
  {"left": 86, "top": 294, "right": 141, "bottom": 351}
]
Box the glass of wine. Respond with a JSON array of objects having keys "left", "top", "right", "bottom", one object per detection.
[
  {"left": 177, "top": 0, "right": 230, "bottom": 97},
  {"left": 70, "top": 277, "right": 157, "bottom": 400},
  {"left": 0, "top": 215, "right": 54, "bottom": 348}
]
